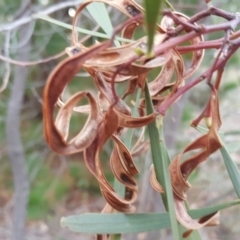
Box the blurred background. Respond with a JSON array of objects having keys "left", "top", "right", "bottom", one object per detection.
[{"left": 0, "top": 0, "right": 240, "bottom": 239}]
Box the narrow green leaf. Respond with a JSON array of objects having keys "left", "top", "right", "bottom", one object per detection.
[
  {"left": 164, "top": 0, "right": 175, "bottom": 11},
  {"left": 195, "top": 126, "right": 240, "bottom": 199},
  {"left": 36, "top": 15, "right": 133, "bottom": 43},
  {"left": 86, "top": 2, "right": 112, "bottom": 36},
  {"left": 86, "top": 2, "right": 120, "bottom": 46},
  {"left": 224, "top": 141, "right": 240, "bottom": 153},
  {"left": 143, "top": 0, "right": 162, "bottom": 56},
  {"left": 190, "top": 200, "right": 240, "bottom": 218},
  {"left": 220, "top": 143, "right": 240, "bottom": 198},
  {"left": 61, "top": 200, "right": 240, "bottom": 234},
  {"left": 144, "top": 83, "right": 180, "bottom": 240},
  {"left": 194, "top": 125, "right": 224, "bottom": 137}
]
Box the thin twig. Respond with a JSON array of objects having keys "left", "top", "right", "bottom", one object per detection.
[
  {"left": 0, "top": 0, "right": 84, "bottom": 32},
  {"left": 6, "top": 22, "right": 31, "bottom": 240},
  {"left": 0, "top": 32, "right": 11, "bottom": 92},
  {"left": 0, "top": 50, "right": 66, "bottom": 67},
  {"left": 157, "top": 40, "right": 239, "bottom": 115},
  {"left": 164, "top": 6, "right": 236, "bottom": 37},
  {"left": 207, "top": 28, "right": 231, "bottom": 84}
]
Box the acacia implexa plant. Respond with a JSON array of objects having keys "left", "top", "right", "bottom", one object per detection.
[{"left": 39, "top": 0, "right": 240, "bottom": 239}]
